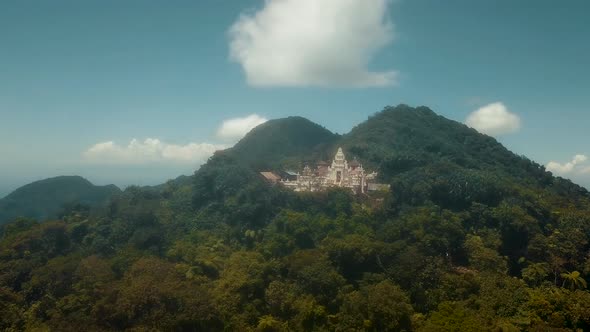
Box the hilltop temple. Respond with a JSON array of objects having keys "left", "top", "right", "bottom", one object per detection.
[{"left": 261, "top": 147, "right": 389, "bottom": 193}]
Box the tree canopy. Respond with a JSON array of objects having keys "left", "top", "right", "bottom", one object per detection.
[{"left": 1, "top": 105, "right": 590, "bottom": 331}]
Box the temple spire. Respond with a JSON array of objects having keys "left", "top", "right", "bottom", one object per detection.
[{"left": 335, "top": 147, "right": 345, "bottom": 159}]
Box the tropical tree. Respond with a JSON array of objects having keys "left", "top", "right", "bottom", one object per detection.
[
  {"left": 522, "top": 262, "right": 550, "bottom": 286},
  {"left": 561, "top": 271, "right": 587, "bottom": 290}
]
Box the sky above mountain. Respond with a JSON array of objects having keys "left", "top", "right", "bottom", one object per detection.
[{"left": 1, "top": 0, "right": 589, "bottom": 196}]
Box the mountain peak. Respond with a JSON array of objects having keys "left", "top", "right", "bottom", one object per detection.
[{"left": 226, "top": 116, "right": 339, "bottom": 169}]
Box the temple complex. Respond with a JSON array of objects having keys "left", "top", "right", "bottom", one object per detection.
[{"left": 260, "top": 147, "right": 389, "bottom": 193}]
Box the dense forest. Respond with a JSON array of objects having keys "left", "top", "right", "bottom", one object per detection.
[{"left": 2, "top": 105, "right": 590, "bottom": 331}]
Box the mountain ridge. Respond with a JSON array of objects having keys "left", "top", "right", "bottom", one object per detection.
[{"left": 224, "top": 104, "right": 587, "bottom": 196}]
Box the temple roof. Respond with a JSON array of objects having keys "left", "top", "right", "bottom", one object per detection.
[{"left": 260, "top": 172, "right": 281, "bottom": 182}]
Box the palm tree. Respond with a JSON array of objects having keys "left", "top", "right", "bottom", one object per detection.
[{"left": 560, "top": 271, "right": 587, "bottom": 290}]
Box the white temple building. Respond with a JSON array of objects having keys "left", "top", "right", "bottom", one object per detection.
[{"left": 272, "top": 147, "right": 387, "bottom": 193}]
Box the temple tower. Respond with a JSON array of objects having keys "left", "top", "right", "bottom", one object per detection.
[{"left": 329, "top": 147, "right": 349, "bottom": 185}]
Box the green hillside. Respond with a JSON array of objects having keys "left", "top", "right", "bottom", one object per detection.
[
  {"left": 1, "top": 105, "right": 590, "bottom": 331},
  {"left": 342, "top": 105, "right": 573, "bottom": 181},
  {"left": 0, "top": 176, "right": 121, "bottom": 224},
  {"left": 226, "top": 116, "right": 340, "bottom": 170}
]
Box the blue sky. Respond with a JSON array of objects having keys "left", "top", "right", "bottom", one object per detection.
[{"left": 1, "top": 0, "right": 589, "bottom": 196}]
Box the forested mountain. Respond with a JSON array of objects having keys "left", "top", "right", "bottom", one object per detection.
[
  {"left": 2, "top": 105, "right": 590, "bottom": 331},
  {"left": 227, "top": 116, "right": 340, "bottom": 169},
  {"left": 0, "top": 176, "right": 121, "bottom": 225}
]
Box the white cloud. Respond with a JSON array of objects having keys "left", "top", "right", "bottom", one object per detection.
[
  {"left": 465, "top": 102, "right": 521, "bottom": 136},
  {"left": 83, "top": 115, "right": 268, "bottom": 165},
  {"left": 216, "top": 114, "right": 268, "bottom": 141},
  {"left": 83, "top": 139, "right": 225, "bottom": 165},
  {"left": 228, "top": 0, "right": 397, "bottom": 87},
  {"left": 546, "top": 154, "right": 588, "bottom": 175}
]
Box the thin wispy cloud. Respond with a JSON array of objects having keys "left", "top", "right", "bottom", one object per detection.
[
  {"left": 83, "top": 139, "right": 225, "bottom": 165},
  {"left": 217, "top": 114, "right": 268, "bottom": 141},
  {"left": 229, "top": 0, "right": 397, "bottom": 87},
  {"left": 465, "top": 102, "right": 521, "bottom": 136},
  {"left": 83, "top": 114, "right": 266, "bottom": 165}
]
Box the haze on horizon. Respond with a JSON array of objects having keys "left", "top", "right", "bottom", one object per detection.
[{"left": 1, "top": 0, "right": 589, "bottom": 197}]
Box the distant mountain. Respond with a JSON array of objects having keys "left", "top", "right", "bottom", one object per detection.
[
  {"left": 0, "top": 176, "right": 120, "bottom": 224},
  {"left": 225, "top": 116, "right": 340, "bottom": 170},
  {"left": 341, "top": 105, "right": 588, "bottom": 192},
  {"left": 341, "top": 104, "right": 516, "bottom": 168}
]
